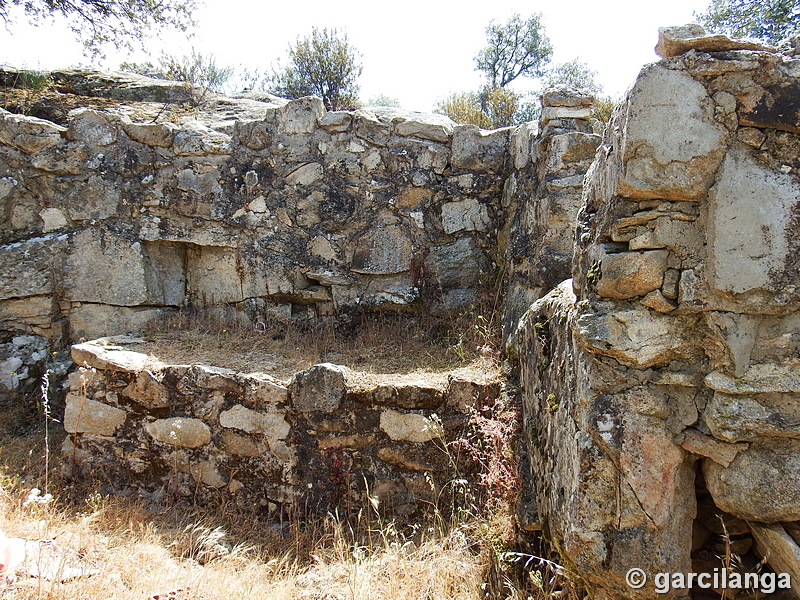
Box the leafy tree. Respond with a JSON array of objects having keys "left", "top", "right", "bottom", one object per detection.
[
  {"left": 120, "top": 49, "right": 233, "bottom": 92},
  {"left": 366, "top": 94, "right": 400, "bottom": 107},
  {"left": 695, "top": 0, "right": 799, "bottom": 44},
  {"left": 0, "top": 0, "right": 196, "bottom": 58},
  {"left": 435, "top": 86, "right": 519, "bottom": 129},
  {"left": 591, "top": 98, "right": 616, "bottom": 124},
  {"left": 479, "top": 86, "right": 519, "bottom": 128},
  {"left": 475, "top": 13, "right": 553, "bottom": 88},
  {"left": 543, "top": 59, "right": 603, "bottom": 96},
  {"left": 270, "top": 27, "right": 362, "bottom": 111},
  {"left": 435, "top": 91, "right": 486, "bottom": 127}
]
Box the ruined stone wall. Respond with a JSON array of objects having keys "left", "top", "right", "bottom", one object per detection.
[
  {"left": 516, "top": 26, "right": 800, "bottom": 600},
  {"left": 23, "top": 79, "right": 597, "bottom": 518},
  {"left": 63, "top": 336, "right": 500, "bottom": 517},
  {"left": 501, "top": 88, "right": 601, "bottom": 339},
  {"left": 0, "top": 70, "right": 597, "bottom": 408},
  {"left": 0, "top": 73, "right": 511, "bottom": 345}
]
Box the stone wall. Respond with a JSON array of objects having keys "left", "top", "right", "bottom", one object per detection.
[
  {"left": 27, "top": 78, "right": 597, "bottom": 516},
  {"left": 64, "top": 336, "right": 500, "bottom": 517},
  {"left": 0, "top": 69, "right": 597, "bottom": 407},
  {"left": 515, "top": 26, "right": 800, "bottom": 599},
  {"left": 501, "top": 88, "right": 601, "bottom": 339},
  {"left": 0, "top": 73, "right": 513, "bottom": 345}
]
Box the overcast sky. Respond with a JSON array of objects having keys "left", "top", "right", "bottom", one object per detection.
[{"left": 1, "top": 0, "right": 711, "bottom": 112}]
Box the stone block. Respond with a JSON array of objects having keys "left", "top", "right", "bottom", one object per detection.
[
  {"left": 675, "top": 428, "right": 748, "bottom": 467},
  {"left": 173, "top": 121, "right": 232, "bottom": 155},
  {"left": 69, "top": 305, "right": 163, "bottom": 341},
  {"left": 71, "top": 340, "right": 153, "bottom": 373},
  {"left": 655, "top": 24, "right": 775, "bottom": 58},
  {"left": 285, "top": 162, "right": 323, "bottom": 186},
  {"left": 350, "top": 381, "right": 444, "bottom": 410},
  {"left": 122, "top": 120, "right": 175, "bottom": 147},
  {"left": 66, "top": 108, "right": 118, "bottom": 146},
  {"left": 189, "top": 460, "right": 226, "bottom": 488},
  {"left": 290, "top": 363, "right": 347, "bottom": 413},
  {"left": 353, "top": 110, "right": 391, "bottom": 146},
  {"left": 276, "top": 97, "right": 325, "bottom": 134},
  {"left": 708, "top": 148, "right": 800, "bottom": 302},
  {"left": 318, "top": 111, "right": 352, "bottom": 133},
  {"left": 704, "top": 441, "right": 800, "bottom": 522},
  {"left": 66, "top": 229, "right": 149, "bottom": 306},
  {"left": 704, "top": 391, "right": 800, "bottom": 443},
  {"left": 64, "top": 393, "right": 127, "bottom": 436},
  {"left": 595, "top": 250, "right": 668, "bottom": 300},
  {"left": 396, "top": 187, "right": 432, "bottom": 209},
  {"left": 446, "top": 375, "right": 500, "bottom": 413},
  {"left": 427, "top": 237, "right": 487, "bottom": 289},
  {"left": 616, "top": 64, "right": 728, "bottom": 200},
  {"left": 233, "top": 119, "right": 271, "bottom": 149},
  {"left": 441, "top": 198, "right": 491, "bottom": 234},
  {"left": 540, "top": 106, "right": 593, "bottom": 123},
  {"left": 350, "top": 226, "right": 412, "bottom": 275},
  {"left": 0, "top": 234, "right": 66, "bottom": 301},
  {"left": 121, "top": 370, "right": 170, "bottom": 409},
  {"left": 577, "top": 305, "right": 699, "bottom": 368},
  {"left": 186, "top": 246, "right": 243, "bottom": 304},
  {"left": 394, "top": 114, "right": 454, "bottom": 143},
  {"left": 0, "top": 111, "right": 66, "bottom": 154},
  {"left": 145, "top": 417, "right": 211, "bottom": 448},
  {"left": 451, "top": 125, "right": 509, "bottom": 171},
  {"left": 219, "top": 430, "right": 260, "bottom": 457},
  {"left": 220, "top": 404, "right": 290, "bottom": 439},
  {"left": 379, "top": 409, "right": 440, "bottom": 443}
]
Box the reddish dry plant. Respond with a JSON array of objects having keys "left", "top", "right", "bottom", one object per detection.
[{"left": 457, "top": 392, "right": 522, "bottom": 509}]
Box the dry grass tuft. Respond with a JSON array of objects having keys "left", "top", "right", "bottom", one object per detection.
[
  {"left": 135, "top": 304, "right": 502, "bottom": 385},
  {"left": 0, "top": 426, "right": 494, "bottom": 600}
]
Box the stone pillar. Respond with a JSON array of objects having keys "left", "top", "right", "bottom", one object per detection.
[
  {"left": 500, "top": 87, "right": 600, "bottom": 342},
  {"left": 517, "top": 31, "right": 800, "bottom": 600}
]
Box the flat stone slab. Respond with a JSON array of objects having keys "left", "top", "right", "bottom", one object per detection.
[
  {"left": 71, "top": 339, "right": 157, "bottom": 373},
  {"left": 655, "top": 24, "right": 776, "bottom": 58}
]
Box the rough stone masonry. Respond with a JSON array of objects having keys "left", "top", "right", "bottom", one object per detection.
[
  {"left": 515, "top": 24, "right": 800, "bottom": 600},
  {"left": 3, "top": 22, "right": 800, "bottom": 600}
]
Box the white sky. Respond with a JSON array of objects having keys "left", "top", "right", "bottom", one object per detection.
[{"left": 1, "top": 0, "right": 711, "bottom": 112}]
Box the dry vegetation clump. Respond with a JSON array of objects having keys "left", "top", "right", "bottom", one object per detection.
[
  {"left": 136, "top": 304, "right": 502, "bottom": 385},
  {"left": 0, "top": 424, "right": 488, "bottom": 599}
]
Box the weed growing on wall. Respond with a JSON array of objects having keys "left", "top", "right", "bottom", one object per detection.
[
  {"left": 0, "top": 69, "right": 54, "bottom": 118},
  {"left": 458, "top": 390, "right": 522, "bottom": 514}
]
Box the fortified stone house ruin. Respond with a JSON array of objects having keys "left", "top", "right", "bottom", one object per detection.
[{"left": 2, "top": 24, "right": 800, "bottom": 600}]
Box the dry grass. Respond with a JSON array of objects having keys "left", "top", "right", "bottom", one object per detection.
[
  {"left": 0, "top": 428, "right": 490, "bottom": 600},
  {"left": 135, "top": 306, "right": 502, "bottom": 386}
]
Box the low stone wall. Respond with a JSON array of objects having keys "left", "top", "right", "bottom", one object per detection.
[
  {"left": 63, "top": 336, "right": 500, "bottom": 517},
  {"left": 515, "top": 26, "right": 800, "bottom": 600}
]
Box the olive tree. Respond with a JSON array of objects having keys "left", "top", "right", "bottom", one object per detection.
[
  {"left": 270, "top": 27, "right": 362, "bottom": 111},
  {"left": 0, "top": 0, "right": 197, "bottom": 58},
  {"left": 696, "top": 0, "right": 799, "bottom": 44},
  {"left": 475, "top": 13, "right": 553, "bottom": 88},
  {"left": 543, "top": 59, "right": 603, "bottom": 96}
]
